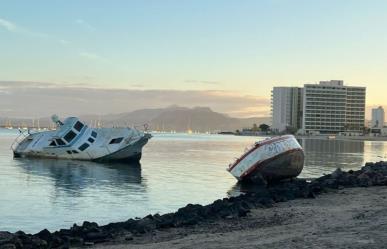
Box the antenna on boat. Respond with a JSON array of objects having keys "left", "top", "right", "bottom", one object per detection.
[{"left": 51, "top": 114, "right": 64, "bottom": 127}]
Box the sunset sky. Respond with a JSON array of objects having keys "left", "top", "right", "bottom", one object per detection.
[{"left": 0, "top": 0, "right": 386, "bottom": 118}]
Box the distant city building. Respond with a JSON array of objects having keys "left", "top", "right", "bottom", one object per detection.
[
  {"left": 271, "top": 80, "right": 366, "bottom": 134},
  {"left": 271, "top": 87, "right": 303, "bottom": 133},
  {"left": 371, "top": 106, "right": 385, "bottom": 128}
]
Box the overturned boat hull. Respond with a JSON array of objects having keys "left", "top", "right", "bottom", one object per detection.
[{"left": 228, "top": 135, "right": 304, "bottom": 182}]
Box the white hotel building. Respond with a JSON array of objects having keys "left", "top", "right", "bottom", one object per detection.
[
  {"left": 271, "top": 80, "right": 366, "bottom": 134},
  {"left": 271, "top": 87, "right": 303, "bottom": 133}
]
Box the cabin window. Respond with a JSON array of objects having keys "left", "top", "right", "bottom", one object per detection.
[
  {"left": 72, "top": 150, "right": 79, "bottom": 154},
  {"left": 66, "top": 150, "right": 72, "bottom": 154},
  {"left": 109, "top": 137, "right": 123, "bottom": 144},
  {"left": 91, "top": 131, "right": 97, "bottom": 138},
  {"left": 55, "top": 138, "right": 66, "bottom": 146},
  {"left": 74, "top": 121, "right": 84, "bottom": 132},
  {"left": 63, "top": 130, "right": 77, "bottom": 143},
  {"left": 49, "top": 140, "right": 57, "bottom": 146},
  {"left": 78, "top": 143, "right": 90, "bottom": 151},
  {"left": 88, "top": 137, "right": 95, "bottom": 143}
]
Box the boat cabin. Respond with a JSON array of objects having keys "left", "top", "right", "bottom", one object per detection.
[{"left": 48, "top": 117, "right": 91, "bottom": 149}]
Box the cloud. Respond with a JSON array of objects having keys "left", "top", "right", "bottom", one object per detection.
[
  {"left": 0, "top": 81, "right": 270, "bottom": 118},
  {"left": 79, "top": 52, "right": 106, "bottom": 61},
  {"left": 130, "top": 84, "right": 146, "bottom": 88},
  {"left": 185, "top": 80, "right": 220, "bottom": 85},
  {"left": 0, "top": 17, "right": 70, "bottom": 46},
  {"left": 0, "top": 18, "right": 17, "bottom": 32},
  {"left": 59, "top": 39, "right": 71, "bottom": 45},
  {"left": 75, "top": 19, "right": 96, "bottom": 32}
]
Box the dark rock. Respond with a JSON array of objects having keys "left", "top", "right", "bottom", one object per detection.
[
  {"left": 132, "top": 217, "right": 156, "bottom": 233},
  {"left": 81, "top": 222, "right": 100, "bottom": 233},
  {"left": 84, "top": 231, "right": 110, "bottom": 243},
  {"left": 35, "top": 229, "right": 51, "bottom": 242},
  {"left": 83, "top": 241, "right": 94, "bottom": 246},
  {"left": 358, "top": 173, "right": 372, "bottom": 187},
  {"left": 0, "top": 232, "right": 22, "bottom": 249},
  {"left": 62, "top": 236, "right": 83, "bottom": 247},
  {"left": 331, "top": 168, "right": 344, "bottom": 179},
  {"left": 124, "top": 233, "right": 134, "bottom": 241},
  {"left": 0, "top": 244, "right": 17, "bottom": 249},
  {"left": 50, "top": 235, "right": 64, "bottom": 248},
  {"left": 249, "top": 173, "right": 268, "bottom": 186}
]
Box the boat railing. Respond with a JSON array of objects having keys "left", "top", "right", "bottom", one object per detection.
[
  {"left": 228, "top": 142, "right": 261, "bottom": 170},
  {"left": 10, "top": 130, "right": 29, "bottom": 151},
  {"left": 133, "top": 123, "right": 150, "bottom": 132}
]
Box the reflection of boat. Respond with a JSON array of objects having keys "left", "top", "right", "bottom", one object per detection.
[
  {"left": 16, "top": 158, "right": 144, "bottom": 192},
  {"left": 12, "top": 115, "right": 151, "bottom": 162},
  {"left": 228, "top": 135, "right": 304, "bottom": 182}
]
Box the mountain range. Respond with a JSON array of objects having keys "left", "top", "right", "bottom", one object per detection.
[{"left": 0, "top": 106, "right": 270, "bottom": 132}]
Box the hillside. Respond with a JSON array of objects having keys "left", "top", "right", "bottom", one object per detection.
[{"left": 0, "top": 106, "right": 270, "bottom": 132}]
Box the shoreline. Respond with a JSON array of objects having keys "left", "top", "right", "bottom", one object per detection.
[
  {"left": 94, "top": 186, "right": 387, "bottom": 249},
  {"left": 296, "top": 135, "right": 387, "bottom": 142},
  {"left": 2, "top": 161, "right": 387, "bottom": 248},
  {"left": 231, "top": 133, "right": 387, "bottom": 142}
]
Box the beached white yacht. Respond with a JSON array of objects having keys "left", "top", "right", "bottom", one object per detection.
[
  {"left": 12, "top": 115, "right": 151, "bottom": 162},
  {"left": 228, "top": 135, "right": 304, "bottom": 182}
]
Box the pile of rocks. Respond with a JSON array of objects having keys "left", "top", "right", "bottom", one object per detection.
[{"left": 2, "top": 161, "right": 387, "bottom": 249}]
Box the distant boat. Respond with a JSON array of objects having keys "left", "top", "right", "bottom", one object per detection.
[
  {"left": 12, "top": 115, "right": 151, "bottom": 162},
  {"left": 228, "top": 135, "right": 304, "bottom": 182},
  {"left": 5, "top": 120, "right": 13, "bottom": 129}
]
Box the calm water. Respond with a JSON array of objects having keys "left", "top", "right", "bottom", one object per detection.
[{"left": 0, "top": 128, "right": 386, "bottom": 233}]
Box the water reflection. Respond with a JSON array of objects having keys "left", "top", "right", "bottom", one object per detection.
[
  {"left": 300, "top": 138, "right": 364, "bottom": 153},
  {"left": 15, "top": 158, "right": 145, "bottom": 196},
  {"left": 299, "top": 139, "right": 367, "bottom": 178}
]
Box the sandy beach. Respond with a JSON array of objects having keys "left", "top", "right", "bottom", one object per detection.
[{"left": 92, "top": 186, "right": 387, "bottom": 249}]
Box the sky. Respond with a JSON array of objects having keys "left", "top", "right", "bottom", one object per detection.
[{"left": 1, "top": 0, "right": 387, "bottom": 118}]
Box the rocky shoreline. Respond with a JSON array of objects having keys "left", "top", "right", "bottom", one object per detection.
[{"left": 2, "top": 161, "right": 387, "bottom": 249}]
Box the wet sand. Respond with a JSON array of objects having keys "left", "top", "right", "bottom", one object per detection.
[{"left": 93, "top": 187, "right": 387, "bottom": 249}]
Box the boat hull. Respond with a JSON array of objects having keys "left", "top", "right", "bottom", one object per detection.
[
  {"left": 228, "top": 135, "right": 304, "bottom": 182},
  {"left": 93, "top": 134, "right": 150, "bottom": 163},
  {"left": 12, "top": 125, "right": 151, "bottom": 163}
]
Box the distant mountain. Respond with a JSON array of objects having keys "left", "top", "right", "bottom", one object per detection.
[
  {"left": 0, "top": 106, "right": 270, "bottom": 132},
  {"left": 84, "top": 106, "right": 270, "bottom": 132}
]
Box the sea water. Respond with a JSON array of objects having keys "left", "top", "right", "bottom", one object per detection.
[{"left": 0, "top": 128, "right": 385, "bottom": 233}]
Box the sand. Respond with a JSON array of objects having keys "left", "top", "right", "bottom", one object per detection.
[{"left": 90, "top": 186, "right": 387, "bottom": 249}]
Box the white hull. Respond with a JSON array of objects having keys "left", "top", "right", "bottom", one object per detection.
[
  {"left": 12, "top": 117, "right": 151, "bottom": 162},
  {"left": 228, "top": 135, "right": 304, "bottom": 182}
]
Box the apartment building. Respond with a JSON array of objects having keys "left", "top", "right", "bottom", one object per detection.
[
  {"left": 271, "top": 80, "right": 366, "bottom": 134},
  {"left": 302, "top": 80, "right": 366, "bottom": 134},
  {"left": 271, "top": 87, "right": 303, "bottom": 133}
]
